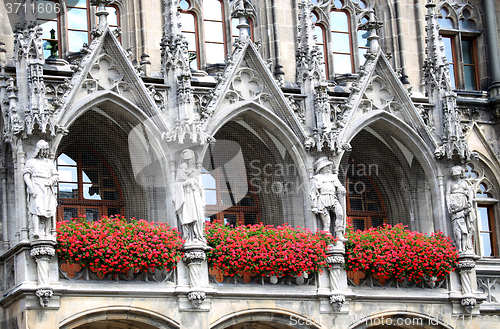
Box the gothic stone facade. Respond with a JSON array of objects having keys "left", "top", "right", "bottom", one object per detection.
[{"left": 1, "top": 0, "right": 500, "bottom": 328}]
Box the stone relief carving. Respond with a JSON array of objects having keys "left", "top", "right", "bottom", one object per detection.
[
  {"left": 446, "top": 166, "right": 475, "bottom": 253},
  {"left": 23, "top": 140, "right": 59, "bottom": 239},
  {"left": 82, "top": 52, "right": 131, "bottom": 95},
  {"left": 310, "top": 157, "right": 347, "bottom": 240},
  {"left": 225, "top": 68, "right": 270, "bottom": 105},
  {"left": 162, "top": 119, "right": 215, "bottom": 145},
  {"left": 35, "top": 288, "right": 53, "bottom": 308}
]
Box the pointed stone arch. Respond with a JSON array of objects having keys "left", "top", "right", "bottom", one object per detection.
[
  {"left": 59, "top": 306, "right": 180, "bottom": 329},
  {"left": 53, "top": 92, "right": 171, "bottom": 223},
  {"left": 203, "top": 103, "right": 312, "bottom": 228},
  {"left": 340, "top": 111, "right": 442, "bottom": 233}
]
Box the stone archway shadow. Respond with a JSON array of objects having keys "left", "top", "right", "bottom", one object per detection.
[
  {"left": 211, "top": 309, "right": 322, "bottom": 329},
  {"left": 59, "top": 306, "right": 180, "bottom": 329}
]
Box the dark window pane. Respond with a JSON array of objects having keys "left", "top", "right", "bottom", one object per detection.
[
  {"left": 64, "top": 208, "right": 78, "bottom": 221},
  {"left": 372, "top": 218, "right": 384, "bottom": 227},
  {"left": 352, "top": 218, "right": 365, "bottom": 231},
  {"left": 224, "top": 213, "right": 237, "bottom": 226},
  {"left": 460, "top": 19, "right": 475, "bottom": 31},
  {"left": 103, "top": 191, "right": 118, "bottom": 201},
  {"left": 107, "top": 208, "right": 121, "bottom": 217},
  {"left": 462, "top": 40, "right": 473, "bottom": 64},
  {"left": 67, "top": 0, "right": 87, "bottom": 8},
  {"left": 367, "top": 202, "right": 380, "bottom": 212},
  {"left": 83, "top": 183, "right": 101, "bottom": 200},
  {"left": 244, "top": 213, "right": 257, "bottom": 225},
  {"left": 85, "top": 208, "right": 100, "bottom": 222},
  {"left": 350, "top": 198, "right": 363, "bottom": 211},
  {"left": 59, "top": 183, "right": 78, "bottom": 199},
  {"left": 464, "top": 66, "right": 476, "bottom": 90}
]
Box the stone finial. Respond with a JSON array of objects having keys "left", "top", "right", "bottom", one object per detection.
[
  {"left": 90, "top": 0, "right": 112, "bottom": 30},
  {"left": 231, "top": 0, "right": 254, "bottom": 44},
  {"left": 359, "top": 10, "right": 383, "bottom": 56}
]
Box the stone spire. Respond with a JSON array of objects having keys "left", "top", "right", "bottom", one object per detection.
[
  {"left": 424, "top": 0, "right": 469, "bottom": 160},
  {"left": 296, "top": 0, "right": 325, "bottom": 84},
  {"left": 161, "top": 0, "right": 212, "bottom": 145},
  {"left": 11, "top": 20, "right": 55, "bottom": 138}
]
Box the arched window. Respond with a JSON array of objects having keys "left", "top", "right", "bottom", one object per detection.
[
  {"left": 346, "top": 160, "right": 387, "bottom": 231},
  {"left": 330, "top": 8, "right": 353, "bottom": 74},
  {"left": 36, "top": 0, "right": 121, "bottom": 59},
  {"left": 179, "top": 0, "right": 254, "bottom": 70},
  {"left": 439, "top": 4, "right": 480, "bottom": 90},
  {"left": 475, "top": 181, "right": 497, "bottom": 257},
  {"left": 312, "top": 12, "right": 328, "bottom": 76},
  {"left": 311, "top": 0, "right": 373, "bottom": 78},
  {"left": 57, "top": 147, "right": 124, "bottom": 221}
]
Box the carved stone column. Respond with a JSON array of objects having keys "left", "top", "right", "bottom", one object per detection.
[
  {"left": 182, "top": 247, "right": 209, "bottom": 309},
  {"left": 326, "top": 242, "right": 346, "bottom": 312},
  {"left": 30, "top": 240, "right": 56, "bottom": 307},
  {"left": 457, "top": 256, "right": 478, "bottom": 313}
]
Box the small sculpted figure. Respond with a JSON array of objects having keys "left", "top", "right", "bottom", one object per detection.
[
  {"left": 173, "top": 149, "right": 206, "bottom": 246},
  {"left": 446, "top": 166, "right": 476, "bottom": 253},
  {"left": 310, "top": 157, "right": 347, "bottom": 240},
  {"left": 23, "top": 140, "right": 59, "bottom": 238}
]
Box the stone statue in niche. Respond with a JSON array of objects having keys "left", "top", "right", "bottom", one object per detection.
[
  {"left": 23, "top": 140, "right": 59, "bottom": 239},
  {"left": 310, "top": 157, "right": 347, "bottom": 241},
  {"left": 446, "top": 165, "right": 476, "bottom": 253},
  {"left": 173, "top": 149, "right": 207, "bottom": 246}
]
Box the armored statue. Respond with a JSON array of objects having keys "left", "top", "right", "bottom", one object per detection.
[
  {"left": 310, "top": 157, "right": 347, "bottom": 241},
  {"left": 446, "top": 166, "right": 476, "bottom": 253},
  {"left": 23, "top": 140, "right": 59, "bottom": 239}
]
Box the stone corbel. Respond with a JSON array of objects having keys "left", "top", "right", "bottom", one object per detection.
[
  {"left": 457, "top": 255, "right": 481, "bottom": 314},
  {"left": 326, "top": 243, "right": 346, "bottom": 312},
  {"left": 182, "top": 247, "right": 211, "bottom": 309},
  {"left": 30, "top": 241, "right": 56, "bottom": 307}
]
